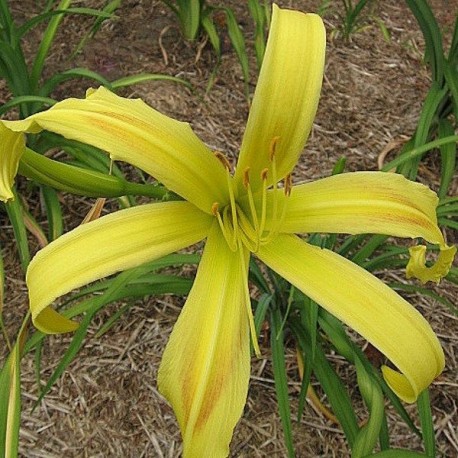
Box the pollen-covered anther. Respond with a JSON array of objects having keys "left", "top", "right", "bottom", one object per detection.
[
  {"left": 269, "top": 136, "right": 280, "bottom": 161},
  {"left": 243, "top": 167, "right": 251, "bottom": 188},
  {"left": 284, "top": 174, "right": 292, "bottom": 196},
  {"left": 214, "top": 151, "right": 232, "bottom": 171},
  {"left": 211, "top": 202, "right": 219, "bottom": 216},
  {"left": 261, "top": 168, "right": 269, "bottom": 181}
]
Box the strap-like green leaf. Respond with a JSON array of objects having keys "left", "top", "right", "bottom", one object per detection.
[
  {"left": 5, "top": 190, "right": 30, "bottom": 272},
  {"left": 405, "top": 0, "right": 444, "bottom": 84},
  {"left": 270, "top": 306, "right": 295, "bottom": 457}
]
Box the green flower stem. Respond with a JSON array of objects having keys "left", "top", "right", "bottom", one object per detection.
[{"left": 19, "top": 148, "right": 169, "bottom": 199}]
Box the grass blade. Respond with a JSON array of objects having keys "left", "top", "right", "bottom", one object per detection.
[
  {"left": 312, "top": 342, "right": 359, "bottom": 447},
  {"left": 381, "top": 135, "right": 458, "bottom": 171},
  {"left": 417, "top": 389, "right": 435, "bottom": 457},
  {"left": 30, "top": 0, "right": 72, "bottom": 91},
  {"left": 5, "top": 191, "right": 30, "bottom": 272},
  {"left": 33, "top": 266, "right": 144, "bottom": 407},
  {"left": 40, "top": 68, "right": 112, "bottom": 96},
  {"left": 40, "top": 185, "right": 63, "bottom": 241},
  {"left": 111, "top": 73, "right": 192, "bottom": 90},
  {"left": 437, "top": 118, "right": 456, "bottom": 198},
  {"left": 0, "top": 336, "right": 23, "bottom": 458},
  {"left": 270, "top": 307, "right": 295, "bottom": 457},
  {"left": 352, "top": 358, "right": 385, "bottom": 457},
  {"left": 0, "top": 95, "right": 55, "bottom": 115},
  {"left": 222, "top": 7, "right": 250, "bottom": 98},
  {"left": 405, "top": 0, "right": 444, "bottom": 84}
]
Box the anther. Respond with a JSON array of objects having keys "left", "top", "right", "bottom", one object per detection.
[
  {"left": 243, "top": 167, "right": 251, "bottom": 188},
  {"left": 214, "top": 151, "right": 232, "bottom": 171},
  {"left": 284, "top": 174, "right": 292, "bottom": 196},
  {"left": 269, "top": 136, "right": 280, "bottom": 161},
  {"left": 261, "top": 168, "right": 269, "bottom": 181},
  {"left": 211, "top": 202, "right": 219, "bottom": 216}
]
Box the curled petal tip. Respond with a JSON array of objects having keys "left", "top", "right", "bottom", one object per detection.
[
  {"left": 32, "top": 307, "right": 79, "bottom": 334},
  {"left": 407, "top": 244, "right": 457, "bottom": 284}
]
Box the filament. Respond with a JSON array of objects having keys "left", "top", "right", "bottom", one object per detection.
[{"left": 238, "top": 238, "right": 261, "bottom": 358}]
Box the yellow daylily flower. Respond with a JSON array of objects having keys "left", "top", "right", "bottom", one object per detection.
[{"left": 0, "top": 5, "right": 455, "bottom": 456}]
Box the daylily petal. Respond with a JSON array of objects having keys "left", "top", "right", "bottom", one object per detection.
[
  {"left": 158, "top": 222, "right": 250, "bottom": 458},
  {"left": 0, "top": 124, "right": 25, "bottom": 202},
  {"left": 258, "top": 234, "right": 444, "bottom": 403},
  {"left": 281, "top": 172, "right": 443, "bottom": 240},
  {"left": 27, "top": 201, "right": 212, "bottom": 333},
  {"left": 235, "top": 5, "right": 325, "bottom": 193},
  {"left": 3, "top": 87, "right": 228, "bottom": 213},
  {"left": 407, "top": 244, "right": 457, "bottom": 284},
  {"left": 278, "top": 171, "right": 456, "bottom": 282}
]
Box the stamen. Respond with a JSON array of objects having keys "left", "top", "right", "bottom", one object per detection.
[
  {"left": 243, "top": 168, "right": 260, "bottom": 251},
  {"left": 225, "top": 164, "right": 238, "bottom": 248},
  {"left": 270, "top": 153, "right": 279, "bottom": 230},
  {"left": 262, "top": 192, "right": 289, "bottom": 244},
  {"left": 214, "top": 151, "right": 232, "bottom": 171},
  {"left": 269, "top": 136, "right": 280, "bottom": 161},
  {"left": 237, "top": 239, "right": 261, "bottom": 358},
  {"left": 243, "top": 167, "right": 250, "bottom": 188},
  {"left": 211, "top": 202, "right": 219, "bottom": 216},
  {"left": 260, "top": 156, "right": 290, "bottom": 245},
  {"left": 284, "top": 173, "right": 292, "bottom": 197},
  {"left": 236, "top": 206, "right": 258, "bottom": 252},
  {"left": 259, "top": 150, "right": 279, "bottom": 244},
  {"left": 258, "top": 168, "right": 269, "bottom": 239},
  {"left": 212, "top": 202, "right": 237, "bottom": 252}
]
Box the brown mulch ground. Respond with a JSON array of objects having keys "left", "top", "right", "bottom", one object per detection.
[{"left": 1, "top": 0, "right": 457, "bottom": 456}]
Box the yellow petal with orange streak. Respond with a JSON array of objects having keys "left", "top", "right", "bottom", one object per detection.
[
  {"left": 158, "top": 222, "right": 250, "bottom": 458},
  {"left": 27, "top": 201, "right": 212, "bottom": 334},
  {"left": 258, "top": 234, "right": 444, "bottom": 403},
  {"left": 279, "top": 171, "right": 456, "bottom": 282},
  {"left": 235, "top": 5, "right": 325, "bottom": 193},
  {"left": 3, "top": 87, "right": 229, "bottom": 213}
]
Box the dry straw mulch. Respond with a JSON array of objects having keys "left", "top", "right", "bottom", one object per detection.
[{"left": 1, "top": 0, "right": 457, "bottom": 456}]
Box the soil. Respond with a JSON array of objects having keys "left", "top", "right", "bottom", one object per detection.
[{"left": 1, "top": 0, "right": 457, "bottom": 457}]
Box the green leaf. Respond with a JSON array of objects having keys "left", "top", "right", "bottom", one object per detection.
[
  {"left": 417, "top": 390, "right": 435, "bottom": 457},
  {"left": 176, "top": 0, "right": 201, "bottom": 40},
  {"left": 221, "top": 7, "right": 250, "bottom": 98},
  {"left": 30, "top": 0, "right": 72, "bottom": 91},
  {"left": 33, "top": 265, "right": 145, "bottom": 408},
  {"left": 201, "top": 10, "right": 221, "bottom": 57},
  {"left": 248, "top": 0, "right": 267, "bottom": 68},
  {"left": 402, "top": 83, "right": 448, "bottom": 179},
  {"left": 381, "top": 135, "right": 458, "bottom": 171},
  {"left": 40, "top": 185, "right": 63, "bottom": 241},
  {"left": 17, "top": 7, "right": 114, "bottom": 38},
  {"left": 69, "top": 0, "right": 121, "bottom": 58},
  {"left": 405, "top": 0, "right": 444, "bottom": 84},
  {"left": 5, "top": 190, "right": 30, "bottom": 272},
  {"left": 270, "top": 307, "right": 295, "bottom": 458},
  {"left": 352, "top": 358, "right": 385, "bottom": 457},
  {"left": 40, "top": 68, "right": 112, "bottom": 97},
  {"left": 312, "top": 341, "right": 359, "bottom": 447},
  {"left": 253, "top": 292, "right": 272, "bottom": 337},
  {"left": 111, "top": 73, "right": 192, "bottom": 90},
  {"left": 370, "top": 451, "right": 428, "bottom": 458},
  {"left": 437, "top": 118, "right": 456, "bottom": 199},
  {"left": 0, "top": 95, "right": 55, "bottom": 116},
  {"left": 0, "top": 341, "right": 21, "bottom": 458}
]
